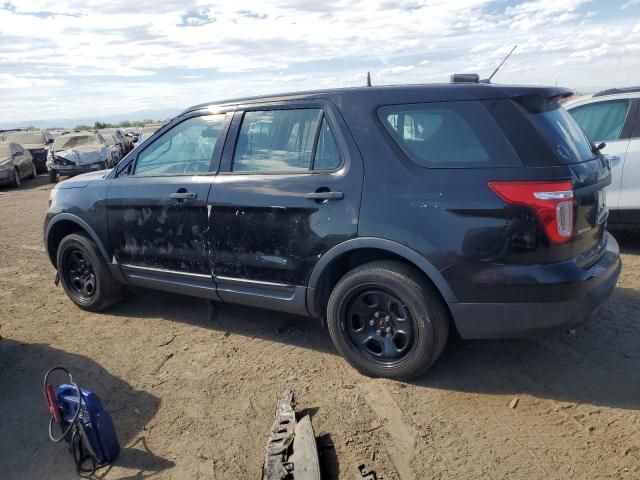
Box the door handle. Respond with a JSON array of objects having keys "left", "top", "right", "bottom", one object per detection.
[
  {"left": 305, "top": 191, "right": 344, "bottom": 201},
  {"left": 169, "top": 192, "right": 197, "bottom": 200}
]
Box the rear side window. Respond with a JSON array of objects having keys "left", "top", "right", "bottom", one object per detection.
[
  {"left": 233, "top": 109, "right": 321, "bottom": 172},
  {"left": 379, "top": 101, "right": 520, "bottom": 168},
  {"left": 569, "top": 100, "right": 631, "bottom": 142},
  {"left": 485, "top": 97, "right": 595, "bottom": 166}
]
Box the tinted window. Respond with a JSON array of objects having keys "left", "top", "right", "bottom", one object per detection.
[
  {"left": 135, "top": 114, "right": 225, "bottom": 176},
  {"left": 313, "top": 118, "right": 341, "bottom": 170},
  {"left": 569, "top": 100, "right": 631, "bottom": 142},
  {"left": 233, "top": 109, "right": 321, "bottom": 172},
  {"left": 379, "top": 101, "right": 520, "bottom": 168},
  {"left": 486, "top": 97, "right": 594, "bottom": 166}
]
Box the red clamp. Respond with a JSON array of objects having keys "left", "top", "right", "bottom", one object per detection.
[{"left": 43, "top": 384, "right": 62, "bottom": 424}]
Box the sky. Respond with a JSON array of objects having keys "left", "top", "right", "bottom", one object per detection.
[{"left": 1, "top": 0, "right": 639, "bottom": 126}]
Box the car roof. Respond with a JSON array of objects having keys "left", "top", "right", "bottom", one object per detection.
[
  {"left": 593, "top": 86, "right": 640, "bottom": 97},
  {"left": 564, "top": 90, "right": 640, "bottom": 108},
  {"left": 180, "top": 83, "right": 572, "bottom": 116}
]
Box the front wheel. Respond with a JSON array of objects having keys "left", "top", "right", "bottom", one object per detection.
[
  {"left": 57, "top": 233, "right": 124, "bottom": 311},
  {"left": 28, "top": 162, "right": 37, "bottom": 179},
  {"left": 49, "top": 169, "right": 58, "bottom": 183},
  {"left": 11, "top": 167, "right": 21, "bottom": 188},
  {"left": 326, "top": 260, "right": 449, "bottom": 380}
]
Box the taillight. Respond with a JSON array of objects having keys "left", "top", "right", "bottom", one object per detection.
[{"left": 488, "top": 181, "right": 574, "bottom": 244}]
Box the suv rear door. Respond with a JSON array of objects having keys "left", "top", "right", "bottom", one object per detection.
[
  {"left": 107, "top": 112, "right": 231, "bottom": 293},
  {"left": 208, "top": 100, "right": 363, "bottom": 314}
]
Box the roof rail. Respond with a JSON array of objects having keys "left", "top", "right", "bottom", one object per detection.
[{"left": 593, "top": 86, "right": 640, "bottom": 97}]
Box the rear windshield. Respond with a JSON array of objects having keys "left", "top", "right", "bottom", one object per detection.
[
  {"left": 378, "top": 101, "right": 520, "bottom": 168},
  {"left": 53, "top": 135, "right": 97, "bottom": 150},
  {"left": 484, "top": 97, "right": 595, "bottom": 166},
  {"left": 0, "top": 144, "right": 11, "bottom": 157},
  {"left": 5, "top": 131, "right": 44, "bottom": 144}
]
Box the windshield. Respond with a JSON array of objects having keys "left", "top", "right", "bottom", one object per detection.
[
  {"left": 5, "top": 131, "right": 44, "bottom": 144},
  {"left": 53, "top": 134, "right": 97, "bottom": 150},
  {"left": 102, "top": 135, "right": 115, "bottom": 145},
  {"left": 0, "top": 144, "right": 11, "bottom": 158}
]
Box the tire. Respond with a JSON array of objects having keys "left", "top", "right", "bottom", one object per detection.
[
  {"left": 28, "top": 162, "right": 37, "bottom": 179},
  {"left": 11, "top": 167, "right": 21, "bottom": 188},
  {"left": 49, "top": 169, "right": 58, "bottom": 183},
  {"left": 326, "top": 260, "right": 449, "bottom": 380},
  {"left": 56, "top": 233, "right": 124, "bottom": 311}
]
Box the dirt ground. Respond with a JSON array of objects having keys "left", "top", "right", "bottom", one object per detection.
[{"left": 1, "top": 175, "right": 638, "bottom": 480}]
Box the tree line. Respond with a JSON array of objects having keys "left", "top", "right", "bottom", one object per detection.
[{"left": 73, "top": 119, "right": 162, "bottom": 131}]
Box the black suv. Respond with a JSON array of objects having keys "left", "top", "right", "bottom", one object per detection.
[{"left": 44, "top": 84, "right": 621, "bottom": 379}]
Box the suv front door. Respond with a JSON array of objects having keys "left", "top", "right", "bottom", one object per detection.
[
  {"left": 208, "top": 102, "right": 363, "bottom": 314},
  {"left": 107, "top": 112, "right": 231, "bottom": 293}
]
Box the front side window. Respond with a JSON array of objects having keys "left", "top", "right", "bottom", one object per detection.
[
  {"left": 379, "top": 101, "right": 519, "bottom": 168},
  {"left": 569, "top": 100, "right": 631, "bottom": 142},
  {"left": 134, "top": 114, "right": 225, "bottom": 176},
  {"left": 233, "top": 109, "right": 323, "bottom": 172}
]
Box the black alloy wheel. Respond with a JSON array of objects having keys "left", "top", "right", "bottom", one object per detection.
[
  {"left": 63, "top": 248, "right": 97, "bottom": 300},
  {"left": 343, "top": 287, "right": 415, "bottom": 365}
]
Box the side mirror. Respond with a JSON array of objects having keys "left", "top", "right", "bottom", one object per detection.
[{"left": 596, "top": 142, "right": 606, "bottom": 151}]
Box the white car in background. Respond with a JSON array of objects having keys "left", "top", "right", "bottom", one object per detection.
[{"left": 566, "top": 87, "right": 640, "bottom": 228}]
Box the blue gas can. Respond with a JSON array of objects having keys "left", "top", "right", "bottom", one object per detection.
[{"left": 56, "top": 384, "right": 120, "bottom": 465}]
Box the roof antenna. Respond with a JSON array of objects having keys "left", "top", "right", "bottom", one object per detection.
[
  {"left": 483, "top": 45, "right": 517, "bottom": 83},
  {"left": 366, "top": 71, "right": 372, "bottom": 87}
]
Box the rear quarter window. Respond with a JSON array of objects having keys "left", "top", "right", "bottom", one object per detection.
[{"left": 378, "top": 101, "right": 520, "bottom": 168}]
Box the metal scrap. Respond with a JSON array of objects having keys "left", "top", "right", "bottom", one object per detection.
[{"left": 262, "top": 389, "right": 320, "bottom": 480}]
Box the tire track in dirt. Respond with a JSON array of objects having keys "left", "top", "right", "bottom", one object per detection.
[{"left": 362, "top": 380, "right": 417, "bottom": 480}]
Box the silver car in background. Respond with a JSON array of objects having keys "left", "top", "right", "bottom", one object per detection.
[
  {"left": 2, "top": 130, "right": 53, "bottom": 173},
  {"left": 566, "top": 87, "right": 640, "bottom": 229},
  {"left": 0, "top": 141, "right": 36, "bottom": 187},
  {"left": 47, "top": 131, "right": 110, "bottom": 183}
]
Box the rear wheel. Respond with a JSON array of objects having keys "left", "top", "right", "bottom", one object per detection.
[
  {"left": 327, "top": 260, "right": 449, "bottom": 380},
  {"left": 11, "top": 167, "right": 21, "bottom": 188},
  {"left": 57, "top": 233, "right": 124, "bottom": 311}
]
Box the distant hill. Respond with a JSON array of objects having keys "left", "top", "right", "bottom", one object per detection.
[{"left": 0, "top": 107, "right": 181, "bottom": 130}]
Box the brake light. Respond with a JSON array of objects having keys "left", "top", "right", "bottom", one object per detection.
[{"left": 488, "top": 181, "right": 574, "bottom": 244}]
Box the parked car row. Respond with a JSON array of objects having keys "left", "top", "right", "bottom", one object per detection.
[{"left": 1, "top": 124, "right": 160, "bottom": 186}]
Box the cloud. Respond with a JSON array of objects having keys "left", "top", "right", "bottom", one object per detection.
[
  {"left": 0, "top": 0, "right": 638, "bottom": 124},
  {"left": 621, "top": 0, "right": 640, "bottom": 10},
  {"left": 179, "top": 8, "right": 215, "bottom": 27}
]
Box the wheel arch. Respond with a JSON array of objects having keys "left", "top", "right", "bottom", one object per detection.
[
  {"left": 45, "top": 214, "right": 110, "bottom": 268},
  {"left": 306, "top": 238, "right": 457, "bottom": 318}
]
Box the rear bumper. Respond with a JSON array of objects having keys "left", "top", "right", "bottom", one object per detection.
[{"left": 450, "top": 233, "right": 621, "bottom": 339}]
